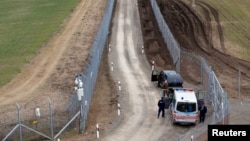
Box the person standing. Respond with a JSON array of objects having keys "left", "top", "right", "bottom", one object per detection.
[
  {"left": 157, "top": 97, "right": 165, "bottom": 118},
  {"left": 161, "top": 90, "right": 170, "bottom": 109},
  {"left": 199, "top": 102, "right": 207, "bottom": 123}
]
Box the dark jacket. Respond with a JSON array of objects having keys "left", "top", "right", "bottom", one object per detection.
[
  {"left": 200, "top": 105, "right": 207, "bottom": 115},
  {"left": 158, "top": 98, "right": 165, "bottom": 109}
]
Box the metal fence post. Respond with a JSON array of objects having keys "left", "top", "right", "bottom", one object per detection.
[
  {"left": 16, "top": 102, "right": 22, "bottom": 141},
  {"left": 238, "top": 70, "right": 241, "bottom": 98},
  {"left": 79, "top": 99, "right": 84, "bottom": 133},
  {"left": 48, "top": 98, "right": 54, "bottom": 140}
]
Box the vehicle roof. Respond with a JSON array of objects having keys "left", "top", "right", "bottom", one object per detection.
[
  {"left": 163, "top": 70, "right": 183, "bottom": 83},
  {"left": 174, "top": 88, "right": 197, "bottom": 102},
  {"left": 162, "top": 70, "right": 182, "bottom": 79},
  {"left": 167, "top": 74, "right": 182, "bottom": 79},
  {"left": 162, "top": 70, "right": 178, "bottom": 75}
]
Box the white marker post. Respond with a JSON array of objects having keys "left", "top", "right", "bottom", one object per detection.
[
  {"left": 118, "top": 103, "right": 121, "bottom": 116},
  {"left": 96, "top": 124, "right": 99, "bottom": 139},
  {"left": 118, "top": 81, "right": 121, "bottom": 91},
  {"left": 151, "top": 61, "right": 155, "bottom": 70},
  {"left": 111, "top": 62, "right": 114, "bottom": 71},
  {"left": 141, "top": 46, "right": 144, "bottom": 54},
  {"left": 191, "top": 135, "right": 193, "bottom": 141},
  {"left": 109, "top": 44, "right": 111, "bottom": 52}
]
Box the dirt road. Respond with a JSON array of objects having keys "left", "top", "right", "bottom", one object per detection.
[
  {"left": 1, "top": 0, "right": 250, "bottom": 140},
  {"left": 65, "top": 0, "right": 204, "bottom": 140},
  {"left": 103, "top": 0, "right": 184, "bottom": 140},
  {"left": 79, "top": 0, "right": 250, "bottom": 140}
]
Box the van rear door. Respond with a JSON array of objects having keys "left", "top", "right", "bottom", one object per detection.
[
  {"left": 174, "top": 102, "right": 198, "bottom": 123},
  {"left": 151, "top": 69, "right": 159, "bottom": 82}
]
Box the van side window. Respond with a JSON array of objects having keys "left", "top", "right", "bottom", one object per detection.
[{"left": 152, "top": 70, "right": 158, "bottom": 75}]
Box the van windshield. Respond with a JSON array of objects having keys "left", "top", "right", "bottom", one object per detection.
[{"left": 176, "top": 102, "right": 196, "bottom": 112}]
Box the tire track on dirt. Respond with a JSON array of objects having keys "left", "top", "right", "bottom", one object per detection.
[
  {"left": 198, "top": 1, "right": 225, "bottom": 52},
  {"left": 0, "top": 0, "right": 107, "bottom": 139},
  {"left": 0, "top": 0, "right": 92, "bottom": 106},
  {"left": 156, "top": 0, "right": 250, "bottom": 99}
]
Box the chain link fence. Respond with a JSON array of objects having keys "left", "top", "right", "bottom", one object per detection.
[
  {"left": 0, "top": 0, "right": 114, "bottom": 140},
  {"left": 1, "top": 0, "right": 232, "bottom": 140},
  {"left": 150, "top": 0, "right": 230, "bottom": 140}
]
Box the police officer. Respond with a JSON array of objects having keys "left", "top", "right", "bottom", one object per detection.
[
  {"left": 157, "top": 97, "right": 165, "bottom": 118},
  {"left": 199, "top": 102, "right": 207, "bottom": 123}
]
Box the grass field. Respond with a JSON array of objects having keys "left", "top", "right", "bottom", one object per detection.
[
  {"left": 204, "top": 0, "right": 250, "bottom": 60},
  {"left": 0, "top": 0, "right": 249, "bottom": 88},
  {"left": 0, "top": 0, "right": 80, "bottom": 87}
]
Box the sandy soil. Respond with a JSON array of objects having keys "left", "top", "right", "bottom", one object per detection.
[{"left": 1, "top": 0, "right": 250, "bottom": 141}]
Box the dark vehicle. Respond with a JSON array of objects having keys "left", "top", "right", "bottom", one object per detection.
[{"left": 151, "top": 70, "right": 183, "bottom": 89}]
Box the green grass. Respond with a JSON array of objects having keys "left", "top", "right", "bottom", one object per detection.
[
  {"left": 204, "top": 0, "right": 250, "bottom": 60},
  {"left": 0, "top": 0, "right": 80, "bottom": 87},
  {"left": 0, "top": 0, "right": 249, "bottom": 87}
]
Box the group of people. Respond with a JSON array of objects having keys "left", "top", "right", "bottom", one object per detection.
[
  {"left": 157, "top": 90, "right": 170, "bottom": 118},
  {"left": 157, "top": 97, "right": 207, "bottom": 123}
]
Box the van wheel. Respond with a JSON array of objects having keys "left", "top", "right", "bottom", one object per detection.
[
  {"left": 172, "top": 120, "right": 176, "bottom": 125},
  {"left": 193, "top": 121, "right": 198, "bottom": 126}
]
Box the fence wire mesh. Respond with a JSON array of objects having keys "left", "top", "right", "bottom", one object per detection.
[
  {"left": 150, "top": 0, "right": 230, "bottom": 140},
  {"left": 1, "top": 0, "right": 232, "bottom": 140},
  {"left": 0, "top": 0, "right": 114, "bottom": 140}
]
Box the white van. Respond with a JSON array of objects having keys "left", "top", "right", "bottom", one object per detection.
[{"left": 169, "top": 88, "right": 198, "bottom": 125}]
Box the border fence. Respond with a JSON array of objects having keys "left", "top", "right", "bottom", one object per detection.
[
  {"left": 1, "top": 0, "right": 230, "bottom": 140},
  {"left": 1, "top": 0, "right": 114, "bottom": 140},
  {"left": 150, "top": 0, "right": 229, "bottom": 140}
]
